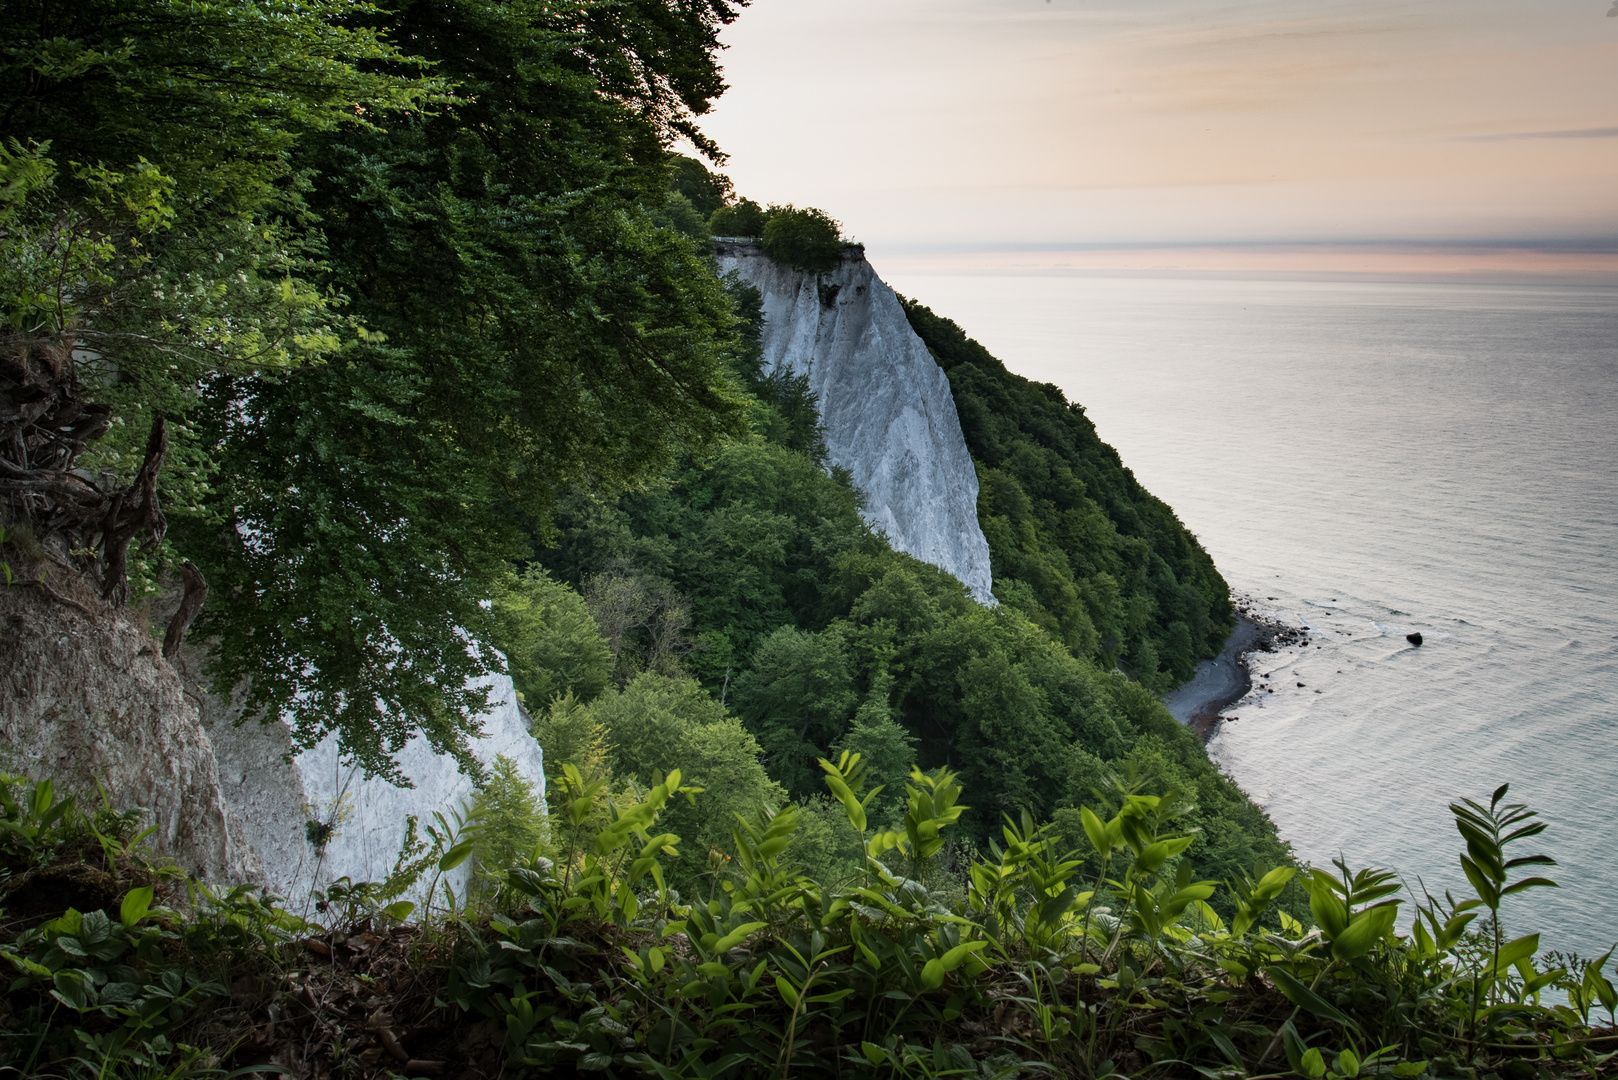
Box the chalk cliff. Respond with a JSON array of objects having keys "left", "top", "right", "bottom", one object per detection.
[
  {"left": 715, "top": 241, "right": 995, "bottom": 605},
  {"left": 0, "top": 584, "right": 253, "bottom": 882},
  {"left": 0, "top": 576, "right": 543, "bottom": 904},
  {"left": 197, "top": 671, "right": 544, "bottom": 905},
  {"left": 0, "top": 240, "right": 987, "bottom": 901}
]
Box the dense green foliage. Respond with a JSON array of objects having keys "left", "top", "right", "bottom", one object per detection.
[
  {"left": 1, "top": 0, "right": 753, "bottom": 776},
  {"left": 0, "top": 0, "right": 436, "bottom": 539},
  {"left": 186, "top": 0, "right": 756, "bottom": 777},
  {"left": 760, "top": 204, "right": 847, "bottom": 272},
  {"left": 901, "top": 299, "right": 1233, "bottom": 692},
  {"left": 709, "top": 196, "right": 768, "bottom": 238},
  {"left": 670, "top": 154, "right": 735, "bottom": 217},
  {"left": 521, "top": 283, "right": 1289, "bottom": 892},
  {"left": 3, "top": 769, "right": 1612, "bottom": 1080}
]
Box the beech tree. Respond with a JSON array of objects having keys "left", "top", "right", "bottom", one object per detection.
[{"left": 1, "top": 0, "right": 753, "bottom": 779}]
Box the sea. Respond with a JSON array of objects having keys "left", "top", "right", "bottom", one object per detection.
[{"left": 881, "top": 269, "right": 1618, "bottom": 962}]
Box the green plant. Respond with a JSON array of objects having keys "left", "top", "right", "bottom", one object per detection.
[
  {"left": 470, "top": 754, "right": 550, "bottom": 908},
  {"left": 6, "top": 767, "right": 1614, "bottom": 1080},
  {"left": 0, "top": 775, "right": 77, "bottom": 873},
  {"left": 710, "top": 197, "right": 767, "bottom": 238},
  {"left": 761, "top": 205, "right": 846, "bottom": 273},
  {"left": 421, "top": 801, "right": 484, "bottom": 919},
  {"left": 1451, "top": 784, "right": 1560, "bottom": 994}
]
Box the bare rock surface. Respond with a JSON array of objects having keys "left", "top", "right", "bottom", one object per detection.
[
  {"left": 0, "top": 579, "right": 544, "bottom": 903},
  {"left": 716, "top": 242, "right": 995, "bottom": 604},
  {"left": 196, "top": 662, "right": 545, "bottom": 905},
  {"left": 0, "top": 584, "right": 252, "bottom": 881}
]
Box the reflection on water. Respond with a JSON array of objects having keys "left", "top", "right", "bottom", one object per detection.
[{"left": 884, "top": 272, "right": 1618, "bottom": 956}]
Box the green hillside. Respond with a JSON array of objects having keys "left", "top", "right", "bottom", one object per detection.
[{"left": 901, "top": 300, "right": 1234, "bottom": 692}]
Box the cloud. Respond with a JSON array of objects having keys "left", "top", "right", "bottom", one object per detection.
[
  {"left": 1456, "top": 127, "right": 1618, "bottom": 142},
  {"left": 703, "top": 0, "right": 1618, "bottom": 245}
]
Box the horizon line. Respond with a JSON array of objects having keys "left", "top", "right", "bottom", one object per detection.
[{"left": 869, "top": 238, "right": 1618, "bottom": 255}]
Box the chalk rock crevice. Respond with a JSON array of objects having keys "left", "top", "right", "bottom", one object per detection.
[{"left": 716, "top": 241, "right": 995, "bottom": 605}]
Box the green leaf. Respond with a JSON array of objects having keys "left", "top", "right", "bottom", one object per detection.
[
  {"left": 1336, "top": 1047, "right": 1361, "bottom": 1077},
  {"left": 1460, "top": 854, "right": 1500, "bottom": 908},
  {"left": 1135, "top": 835, "right": 1194, "bottom": 873},
  {"left": 31, "top": 780, "right": 53, "bottom": 820},
  {"left": 1301, "top": 1047, "right": 1327, "bottom": 1079},
  {"left": 79, "top": 909, "right": 111, "bottom": 945},
  {"left": 920, "top": 958, "right": 945, "bottom": 990},
  {"left": 1256, "top": 865, "right": 1297, "bottom": 897},
  {"left": 1331, "top": 905, "right": 1397, "bottom": 961},
  {"left": 712, "top": 921, "right": 766, "bottom": 953},
  {"left": 1503, "top": 853, "right": 1557, "bottom": 870},
  {"left": 119, "top": 886, "right": 153, "bottom": 928},
  {"left": 382, "top": 901, "right": 415, "bottom": 923},
  {"left": 1269, "top": 966, "right": 1355, "bottom": 1028},
  {"left": 1589, "top": 955, "right": 1618, "bottom": 1012},
  {"left": 820, "top": 769, "right": 867, "bottom": 833},
  {"left": 1501, "top": 876, "right": 1559, "bottom": 897},
  {"left": 1391, "top": 1063, "right": 1429, "bottom": 1078},
  {"left": 1492, "top": 933, "right": 1540, "bottom": 974},
  {"left": 438, "top": 840, "right": 474, "bottom": 873},
  {"left": 1080, "top": 806, "right": 1110, "bottom": 856},
  {"left": 1411, "top": 917, "right": 1436, "bottom": 958},
  {"left": 1306, "top": 878, "right": 1350, "bottom": 939},
  {"left": 936, "top": 940, "right": 988, "bottom": 972},
  {"left": 807, "top": 987, "right": 856, "bottom": 1004},
  {"left": 1280, "top": 1020, "right": 1308, "bottom": 1075},
  {"left": 1524, "top": 967, "right": 1565, "bottom": 996}
]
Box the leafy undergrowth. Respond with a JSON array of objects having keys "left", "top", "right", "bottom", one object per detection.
[{"left": 2, "top": 767, "right": 1617, "bottom": 1080}]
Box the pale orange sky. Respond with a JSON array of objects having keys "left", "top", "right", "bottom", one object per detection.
[{"left": 695, "top": 0, "right": 1618, "bottom": 257}]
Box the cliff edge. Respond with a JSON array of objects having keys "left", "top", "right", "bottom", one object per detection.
[{"left": 715, "top": 241, "right": 995, "bottom": 605}]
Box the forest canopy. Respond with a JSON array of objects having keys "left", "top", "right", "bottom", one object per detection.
[
  {"left": 0, "top": 0, "right": 751, "bottom": 777},
  {"left": 902, "top": 298, "right": 1233, "bottom": 692},
  {"left": 0, "top": 0, "right": 1273, "bottom": 895},
  {"left": 521, "top": 270, "right": 1285, "bottom": 896}
]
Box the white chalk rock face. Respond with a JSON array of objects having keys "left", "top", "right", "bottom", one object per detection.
[
  {"left": 200, "top": 671, "right": 544, "bottom": 905},
  {"left": 715, "top": 242, "right": 995, "bottom": 605}
]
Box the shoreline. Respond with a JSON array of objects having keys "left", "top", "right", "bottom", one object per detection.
[{"left": 1162, "top": 599, "right": 1310, "bottom": 739}]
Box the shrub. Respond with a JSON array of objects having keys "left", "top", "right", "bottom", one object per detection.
[
  {"left": 491, "top": 568, "right": 612, "bottom": 707},
  {"left": 761, "top": 204, "right": 845, "bottom": 272},
  {"left": 0, "top": 764, "right": 1607, "bottom": 1080},
  {"left": 649, "top": 190, "right": 710, "bottom": 238},
  {"left": 708, "top": 195, "right": 767, "bottom": 237},
  {"left": 469, "top": 753, "right": 548, "bottom": 900}
]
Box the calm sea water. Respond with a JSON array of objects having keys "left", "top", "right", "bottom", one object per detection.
[{"left": 883, "top": 271, "right": 1618, "bottom": 959}]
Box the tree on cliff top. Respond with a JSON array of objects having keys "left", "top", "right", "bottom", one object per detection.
[{"left": 761, "top": 205, "right": 846, "bottom": 272}]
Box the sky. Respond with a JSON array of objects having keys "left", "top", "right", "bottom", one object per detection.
[{"left": 692, "top": 0, "right": 1618, "bottom": 274}]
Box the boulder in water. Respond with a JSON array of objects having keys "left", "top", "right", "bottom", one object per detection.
[{"left": 1406, "top": 632, "right": 1423, "bottom": 646}]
